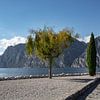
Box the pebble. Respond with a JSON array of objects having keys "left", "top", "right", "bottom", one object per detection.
[{"left": 0, "top": 75, "right": 97, "bottom": 100}]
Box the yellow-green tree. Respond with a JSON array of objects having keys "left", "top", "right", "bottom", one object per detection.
[{"left": 26, "top": 27, "right": 74, "bottom": 79}]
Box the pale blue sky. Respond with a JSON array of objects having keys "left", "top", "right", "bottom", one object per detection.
[{"left": 0, "top": 0, "right": 100, "bottom": 39}]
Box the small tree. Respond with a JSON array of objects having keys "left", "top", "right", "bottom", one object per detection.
[
  {"left": 86, "top": 33, "right": 97, "bottom": 76},
  {"left": 26, "top": 27, "right": 74, "bottom": 79}
]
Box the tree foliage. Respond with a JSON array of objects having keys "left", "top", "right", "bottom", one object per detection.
[
  {"left": 86, "top": 33, "right": 96, "bottom": 76},
  {"left": 26, "top": 35, "right": 34, "bottom": 56},
  {"left": 26, "top": 27, "right": 74, "bottom": 78}
]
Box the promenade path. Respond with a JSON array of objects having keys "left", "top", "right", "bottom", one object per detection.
[
  {"left": 0, "top": 75, "right": 99, "bottom": 100},
  {"left": 76, "top": 74, "right": 100, "bottom": 100},
  {"left": 86, "top": 83, "right": 100, "bottom": 100}
]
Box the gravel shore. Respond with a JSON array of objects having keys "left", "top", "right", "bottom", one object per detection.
[{"left": 0, "top": 75, "right": 98, "bottom": 100}]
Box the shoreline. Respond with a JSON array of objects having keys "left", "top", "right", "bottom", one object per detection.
[{"left": 0, "top": 73, "right": 91, "bottom": 81}]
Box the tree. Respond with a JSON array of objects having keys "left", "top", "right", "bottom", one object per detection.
[
  {"left": 86, "top": 33, "right": 97, "bottom": 76},
  {"left": 26, "top": 27, "right": 74, "bottom": 79}
]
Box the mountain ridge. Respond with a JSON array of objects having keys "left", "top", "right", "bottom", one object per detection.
[
  {"left": 0, "top": 39, "right": 87, "bottom": 68},
  {"left": 0, "top": 36, "right": 99, "bottom": 68}
]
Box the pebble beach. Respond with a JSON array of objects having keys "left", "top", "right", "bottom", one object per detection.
[{"left": 0, "top": 75, "right": 99, "bottom": 100}]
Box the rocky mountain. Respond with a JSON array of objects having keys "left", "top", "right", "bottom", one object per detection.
[
  {"left": 71, "top": 36, "right": 100, "bottom": 67},
  {"left": 0, "top": 39, "right": 87, "bottom": 68},
  {"left": 54, "top": 40, "right": 87, "bottom": 67}
]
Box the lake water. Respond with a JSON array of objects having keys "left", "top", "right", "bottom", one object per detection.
[{"left": 0, "top": 67, "right": 100, "bottom": 77}]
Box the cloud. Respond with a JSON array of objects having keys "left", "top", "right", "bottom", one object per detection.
[
  {"left": 77, "top": 35, "right": 99, "bottom": 43},
  {"left": 0, "top": 36, "right": 26, "bottom": 55},
  {"left": 77, "top": 36, "right": 90, "bottom": 43}
]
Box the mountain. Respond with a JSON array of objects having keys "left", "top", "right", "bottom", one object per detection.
[
  {"left": 0, "top": 44, "right": 26, "bottom": 67},
  {"left": 0, "top": 39, "right": 87, "bottom": 68},
  {"left": 54, "top": 40, "right": 87, "bottom": 67},
  {"left": 71, "top": 36, "right": 100, "bottom": 67},
  {"left": 0, "top": 44, "right": 44, "bottom": 68}
]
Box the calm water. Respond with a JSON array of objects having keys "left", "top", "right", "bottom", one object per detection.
[{"left": 0, "top": 67, "right": 100, "bottom": 77}]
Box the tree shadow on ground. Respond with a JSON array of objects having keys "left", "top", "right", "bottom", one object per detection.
[
  {"left": 65, "top": 79, "right": 100, "bottom": 100},
  {"left": 77, "top": 82, "right": 100, "bottom": 100},
  {"left": 69, "top": 78, "right": 93, "bottom": 83},
  {"left": 53, "top": 78, "right": 93, "bottom": 83}
]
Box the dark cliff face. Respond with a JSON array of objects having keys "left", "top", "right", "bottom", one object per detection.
[
  {"left": 0, "top": 43, "right": 47, "bottom": 68},
  {"left": 0, "top": 44, "right": 26, "bottom": 67},
  {"left": 55, "top": 40, "right": 87, "bottom": 67},
  {"left": 0, "top": 39, "right": 87, "bottom": 68},
  {"left": 71, "top": 36, "right": 100, "bottom": 67},
  {"left": 95, "top": 36, "right": 100, "bottom": 67}
]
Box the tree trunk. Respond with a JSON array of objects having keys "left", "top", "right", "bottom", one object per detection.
[{"left": 48, "top": 58, "right": 52, "bottom": 79}]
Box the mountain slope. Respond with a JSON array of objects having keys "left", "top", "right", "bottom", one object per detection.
[
  {"left": 0, "top": 39, "right": 87, "bottom": 68},
  {"left": 71, "top": 36, "right": 100, "bottom": 67}
]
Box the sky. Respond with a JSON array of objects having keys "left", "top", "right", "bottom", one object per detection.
[{"left": 0, "top": 0, "right": 100, "bottom": 54}]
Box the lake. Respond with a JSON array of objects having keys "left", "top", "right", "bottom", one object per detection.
[{"left": 0, "top": 67, "right": 100, "bottom": 77}]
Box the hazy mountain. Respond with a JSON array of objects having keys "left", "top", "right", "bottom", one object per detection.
[
  {"left": 0, "top": 39, "right": 87, "bottom": 68},
  {"left": 71, "top": 36, "right": 100, "bottom": 67}
]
